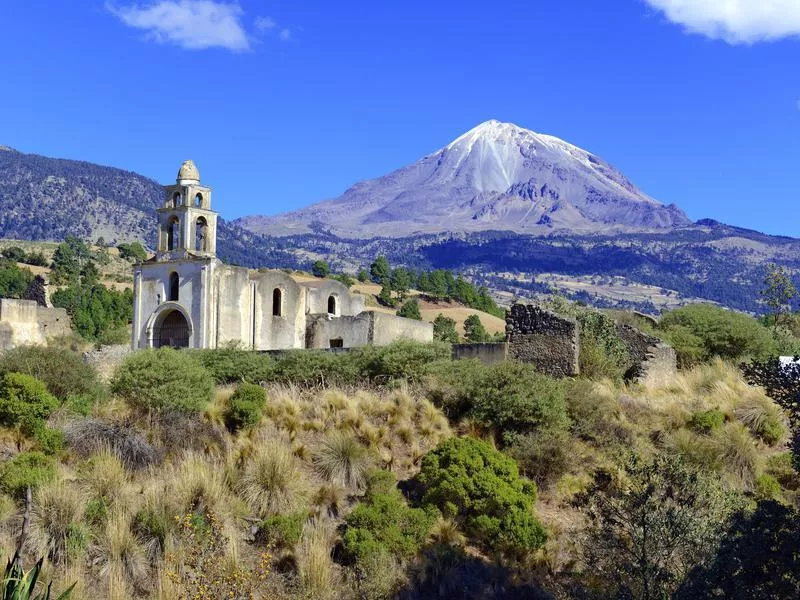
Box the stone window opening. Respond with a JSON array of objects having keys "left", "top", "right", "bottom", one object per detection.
[
  {"left": 329, "top": 338, "right": 344, "bottom": 348},
  {"left": 194, "top": 193, "right": 203, "bottom": 208},
  {"left": 167, "top": 216, "right": 180, "bottom": 251},
  {"left": 273, "top": 288, "right": 283, "bottom": 317},
  {"left": 168, "top": 272, "right": 179, "bottom": 302},
  {"left": 172, "top": 191, "right": 182, "bottom": 207},
  {"left": 327, "top": 295, "right": 337, "bottom": 316},
  {"left": 195, "top": 217, "right": 208, "bottom": 252}
]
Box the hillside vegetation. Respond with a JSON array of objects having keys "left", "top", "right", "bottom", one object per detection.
[{"left": 0, "top": 291, "right": 798, "bottom": 599}]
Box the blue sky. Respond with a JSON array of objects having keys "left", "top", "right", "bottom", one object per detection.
[{"left": 1, "top": 1, "right": 800, "bottom": 235}]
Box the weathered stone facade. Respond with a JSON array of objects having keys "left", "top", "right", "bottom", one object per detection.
[
  {"left": 0, "top": 299, "right": 71, "bottom": 351},
  {"left": 616, "top": 324, "right": 677, "bottom": 384},
  {"left": 132, "top": 162, "right": 432, "bottom": 351},
  {"left": 505, "top": 304, "right": 580, "bottom": 377}
]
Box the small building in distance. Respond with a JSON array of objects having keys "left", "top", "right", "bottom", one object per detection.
[{"left": 131, "top": 161, "right": 432, "bottom": 350}]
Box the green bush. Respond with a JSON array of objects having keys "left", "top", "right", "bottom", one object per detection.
[
  {"left": 273, "top": 350, "right": 362, "bottom": 387},
  {"left": 659, "top": 304, "right": 776, "bottom": 366},
  {"left": 31, "top": 424, "right": 65, "bottom": 455},
  {"left": 423, "top": 360, "right": 568, "bottom": 442},
  {"left": 359, "top": 340, "right": 451, "bottom": 383},
  {"left": 508, "top": 429, "right": 572, "bottom": 488},
  {"left": 111, "top": 347, "right": 214, "bottom": 414},
  {"left": 765, "top": 452, "right": 800, "bottom": 491},
  {"left": 224, "top": 382, "right": 267, "bottom": 432},
  {"left": 415, "top": 437, "right": 546, "bottom": 554},
  {"left": 0, "top": 346, "right": 100, "bottom": 400},
  {"left": 432, "top": 314, "right": 460, "bottom": 344},
  {"left": 192, "top": 349, "right": 275, "bottom": 384},
  {"left": 578, "top": 311, "right": 631, "bottom": 382},
  {"left": 258, "top": 511, "right": 307, "bottom": 549},
  {"left": 754, "top": 473, "right": 782, "bottom": 501},
  {"left": 343, "top": 471, "right": 438, "bottom": 562},
  {"left": 0, "top": 452, "right": 56, "bottom": 499},
  {"left": 689, "top": 409, "right": 726, "bottom": 434},
  {"left": 564, "top": 379, "right": 631, "bottom": 447},
  {"left": 0, "top": 372, "right": 58, "bottom": 428}
]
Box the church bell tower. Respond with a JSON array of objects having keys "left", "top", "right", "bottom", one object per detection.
[{"left": 156, "top": 160, "right": 218, "bottom": 260}]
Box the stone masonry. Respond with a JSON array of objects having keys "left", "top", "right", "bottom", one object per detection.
[
  {"left": 616, "top": 324, "right": 677, "bottom": 384},
  {"left": 505, "top": 304, "right": 580, "bottom": 377}
]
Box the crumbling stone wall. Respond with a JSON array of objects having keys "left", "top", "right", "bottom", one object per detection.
[
  {"left": 506, "top": 304, "right": 579, "bottom": 377},
  {"left": 452, "top": 342, "right": 508, "bottom": 365},
  {"left": 83, "top": 344, "right": 132, "bottom": 382},
  {"left": 0, "top": 299, "right": 71, "bottom": 351},
  {"left": 616, "top": 324, "right": 676, "bottom": 384}
]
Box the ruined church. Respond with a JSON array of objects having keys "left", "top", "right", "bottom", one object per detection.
[{"left": 131, "top": 161, "right": 432, "bottom": 350}]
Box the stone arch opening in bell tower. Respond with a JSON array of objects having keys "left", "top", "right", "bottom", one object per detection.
[
  {"left": 328, "top": 295, "right": 337, "bottom": 316},
  {"left": 167, "top": 216, "right": 181, "bottom": 251},
  {"left": 195, "top": 217, "right": 209, "bottom": 252},
  {"left": 172, "top": 191, "right": 182, "bottom": 207},
  {"left": 273, "top": 288, "right": 283, "bottom": 316},
  {"left": 194, "top": 193, "right": 203, "bottom": 207}
]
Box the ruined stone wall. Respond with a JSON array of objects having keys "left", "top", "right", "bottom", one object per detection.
[
  {"left": 0, "top": 299, "right": 71, "bottom": 351},
  {"left": 452, "top": 342, "right": 508, "bottom": 365},
  {"left": 505, "top": 304, "right": 579, "bottom": 377},
  {"left": 616, "top": 324, "right": 677, "bottom": 384}
]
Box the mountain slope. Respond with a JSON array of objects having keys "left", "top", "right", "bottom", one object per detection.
[
  {"left": 236, "top": 120, "right": 691, "bottom": 237},
  {"left": 0, "top": 146, "right": 301, "bottom": 270}
]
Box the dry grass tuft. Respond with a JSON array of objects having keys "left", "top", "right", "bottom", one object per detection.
[
  {"left": 32, "top": 479, "right": 86, "bottom": 565},
  {"left": 238, "top": 439, "right": 310, "bottom": 517},
  {"left": 296, "top": 517, "right": 339, "bottom": 599},
  {"left": 96, "top": 510, "right": 149, "bottom": 597},
  {"left": 83, "top": 448, "right": 129, "bottom": 506},
  {"left": 171, "top": 452, "right": 230, "bottom": 516},
  {"left": 313, "top": 432, "right": 373, "bottom": 491}
]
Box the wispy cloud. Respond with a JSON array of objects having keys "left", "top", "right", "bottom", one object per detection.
[
  {"left": 643, "top": 0, "right": 800, "bottom": 44},
  {"left": 254, "top": 16, "right": 276, "bottom": 32},
  {"left": 278, "top": 28, "right": 291, "bottom": 42},
  {"left": 108, "top": 1, "right": 251, "bottom": 51}
]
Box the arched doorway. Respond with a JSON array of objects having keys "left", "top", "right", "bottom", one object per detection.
[{"left": 153, "top": 310, "right": 190, "bottom": 348}]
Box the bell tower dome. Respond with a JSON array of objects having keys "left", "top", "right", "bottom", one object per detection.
[{"left": 156, "top": 160, "right": 218, "bottom": 259}]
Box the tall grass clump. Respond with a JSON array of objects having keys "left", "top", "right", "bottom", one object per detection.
[
  {"left": 296, "top": 517, "right": 339, "bottom": 599},
  {"left": 238, "top": 439, "right": 310, "bottom": 517},
  {"left": 313, "top": 432, "right": 373, "bottom": 491},
  {"left": 32, "top": 479, "right": 87, "bottom": 565},
  {"left": 734, "top": 397, "right": 788, "bottom": 446}
]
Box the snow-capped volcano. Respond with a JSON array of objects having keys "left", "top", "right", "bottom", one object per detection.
[{"left": 237, "top": 120, "right": 690, "bottom": 238}]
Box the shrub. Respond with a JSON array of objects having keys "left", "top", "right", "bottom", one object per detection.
[
  {"left": 258, "top": 511, "right": 306, "bottom": 549},
  {"left": 754, "top": 473, "right": 782, "bottom": 501},
  {"left": 224, "top": 382, "right": 267, "bottom": 432},
  {"left": 111, "top": 347, "right": 214, "bottom": 414},
  {"left": 659, "top": 304, "right": 776, "bottom": 365},
  {"left": 765, "top": 452, "right": 800, "bottom": 491},
  {"left": 564, "top": 379, "right": 631, "bottom": 446},
  {"left": 62, "top": 419, "right": 161, "bottom": 471},
  {"left": 0, "top": 452, "right": 56, "bottom": 499},
  {"left": 192, "top": 349, "right": 275, "bottom": 384},
  {"left": 313, "top": 432, "right": 373, "bottom": 491},
  {"left": 688, "top": 409, "right": 726, "bottom": 434},
  {"left": 414, "top": 437, "right": 546, "bottom": 554},
  {"left": 343, "top": 472, "right": 438, "bottom": 562},
  {"left": 424, "top": 360, "right": 568, "bottom": 442},
  {"left": 463, "top": 314, "right": 489, "bottom": 343},
  {"left": 0, "top": 372, "right": 58, "bottom": 428},
  {"left": 360, "top": 340, "right": 451, "bottom": 384},
  {"left": 273, "top": 350, "right": 361, "bottom": 387},
  {"left": 578, "top": 311, "right": 631, "bottom": 382},
  {"left": 734, "top": 398, "right": 787, "bottom": 446},
  {"left": 508, "top": 429, "right": 572, "bottom": 489},
  {"left": 0, "top": 345, "right": 100, "bottom": 400}
]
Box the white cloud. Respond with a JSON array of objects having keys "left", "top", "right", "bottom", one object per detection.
[
  {"left": 255, "top": 16, "right": 276, "bottom": 32},
  {"left": 278, "top": 28, "right": 291, "bottom": 42},
  {"left": 644, "top": 0, "right": 800, "bottom": 44},
  {"left": 108, "top": 1, "right": 251, "bottom": 51}
]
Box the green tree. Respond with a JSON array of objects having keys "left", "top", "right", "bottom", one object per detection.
[
  {"left": 370, "top": 256, "right": 391, "bottom": 284},
  {"left": 0, "top": 372, "right": 59, "bottom": 429},
  {"left": 1, "top": 246, "right": 26, "bottom": 262},
  {"left": 378, "top": 283, "right": 395, "bottom": 307},
  {"left": 117, "top": 241, "right": 147, "bottom": 263},
  {"left": 0, "top": 261, "right": 33, "bottom": 299},
  {"left": 585, "top": 454, "right": 738, "bottom": 600},
  {"left": 357, "top": 269, "right": 369, "bottom": 283},
  {"left": 761, "top": 263, "right": 798, "bottom": 329},
  {"left": 50, "top": 236, "right": 92, "bottom": 284},
  {"left": 390, "top": 267, "right": 413, "bottom": 300},
  {"left": 433, "top": 314, "right": 459, "bottom": 343},
  {"left": 463, "top": 314, "right": 489, "bottom": 343},
  {"left": 415, "top": 437, "right": 546, "bottom": 555},
  {"left": 396, "top": 298, "right": 422, "bottom": 320},
  {"left": 311, "top": 260, "right": 330, "bottom": 278}
]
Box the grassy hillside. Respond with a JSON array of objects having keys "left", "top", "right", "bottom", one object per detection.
[{"left": 0, "top": 323, "right": 797, "bottom": 598}]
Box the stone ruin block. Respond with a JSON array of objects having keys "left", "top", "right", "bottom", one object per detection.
[
  {"left": 506, "top": 304, "right": 579, "bottom": 378},
  {"left": 616, "top": 324, "right": 677, "bottom": 384}
]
